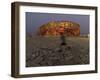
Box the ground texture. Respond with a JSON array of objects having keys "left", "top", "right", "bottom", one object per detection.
[{"left": 26, "top": 36, "right": 89, "bottom": 67}]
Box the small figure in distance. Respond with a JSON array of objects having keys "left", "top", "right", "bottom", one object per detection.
[
  {"left": 60, "top": 32, "right": 67, "bottom": 46},
  {"left": 58, "top": 26, "right": 67, "bottom": 46}
]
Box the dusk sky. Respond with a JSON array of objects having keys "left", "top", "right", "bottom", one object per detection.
[{"left": 26, "top": 12, "right": 89, "bottom": 35}]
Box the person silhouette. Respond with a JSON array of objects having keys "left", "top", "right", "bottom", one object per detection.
[{"left": 60, "top": 32, "right": 66, "bottom": 46}]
